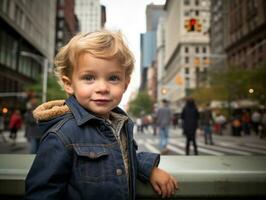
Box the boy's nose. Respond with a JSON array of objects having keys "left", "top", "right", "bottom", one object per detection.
[{"left": 95, "top": 80, "right": 109, "bottom": 93}]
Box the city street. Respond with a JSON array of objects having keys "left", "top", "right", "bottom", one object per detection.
[
  {"left": 0, "top": 129, "right": 30, "bottom": 154},
  {"left": 1, "top": 127, "right": 266, "bottom": 156},
  {"left": 134, "top": 127, "right": 266, "bottom": 156}
]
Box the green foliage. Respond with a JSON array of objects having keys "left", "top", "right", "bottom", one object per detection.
[
  {"left": 191, "top": 65, "right": 266, "bottom": 105},
  {"left": 128, "top": 90, "right": 153, "bottom": 117},
  {"left": 24, "top": 73, "right": 67, "bottom": 101}
]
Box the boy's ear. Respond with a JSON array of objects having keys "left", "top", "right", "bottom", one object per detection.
[{"left": 62, "top": 76, "right": 74, "bottom": 95}]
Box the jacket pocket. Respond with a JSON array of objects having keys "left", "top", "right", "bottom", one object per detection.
[{"left": 73, "top": 145, "right": 113, "bottom": 182}]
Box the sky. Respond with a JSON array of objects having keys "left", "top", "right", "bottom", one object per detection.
[{"left": 100, "top": 0, "right": 166, "bottom": 109}]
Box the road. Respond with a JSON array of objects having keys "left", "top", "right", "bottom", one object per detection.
[
  {"left": 134, "top": 127, "right": 266, "bottom": 155},
  {"left": 1, "top": 127, "right": 266, "bottom": 155}
]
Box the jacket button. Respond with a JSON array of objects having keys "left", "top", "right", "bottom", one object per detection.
[{"left": 116, "top": 169, "right": 123, "bottom": 176}]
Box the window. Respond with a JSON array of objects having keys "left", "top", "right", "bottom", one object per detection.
[
  {"left": 185, "top": 77, "right": 190, "bottom": 88},
  {"left": 58, "top": 9, "right": 64, "bottom": 17},
  {"left": 184, "top": 0, "right": 190, "bottom": 6},
  {"left": 15, "top": 5, "right": 23, "bottom": 25},
  {"left": 185, "top": 57, "right": 190, "bottom": 64},
  {"left": 185, "top": 67, "right": 190, "bottom": 74},
  {"left": 57, "top": 31, "right": 63, "bottom": 39},
  {"left": 202, "top": 47, "right": 207, "bottom": 53},
  {"left": 184, "top": 10, "right": 190, "bottom": 16},
  {"left": 195, "top": 46, "right": 199, "bottom": 53},
  {"left": 185, "top": 47, "right": 189, "bottom": 53}
]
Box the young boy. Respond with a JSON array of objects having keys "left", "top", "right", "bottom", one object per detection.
[{"left": 25, "top": 30, "right": 178, "bottom": 200}]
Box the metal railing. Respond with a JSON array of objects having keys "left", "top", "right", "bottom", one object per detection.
[{"left": 0, "top": 155, "right": 266, "bottom": 199}]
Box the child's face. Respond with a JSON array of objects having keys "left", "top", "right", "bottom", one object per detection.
[{"left": 63, "top": 53, "right": 130, "bottom": 119}]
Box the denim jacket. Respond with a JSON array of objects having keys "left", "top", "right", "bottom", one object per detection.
[{"left": 25, "top": 96, "right": 160, "bottom": 200}]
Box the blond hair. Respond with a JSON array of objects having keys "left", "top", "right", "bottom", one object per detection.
[{"left": 54, "top": 30, "right": 135, "bottom": 87}]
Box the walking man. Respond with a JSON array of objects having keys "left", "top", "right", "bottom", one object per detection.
[{"left": 156, "top": 99, "right": 172, "bottom": 154}]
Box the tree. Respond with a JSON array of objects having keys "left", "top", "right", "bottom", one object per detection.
[
  {"left": 191, "top": 66, "right": 266, "bottom": 105},
  {"left": 128, "top": 90, "right": 153, "bottom": 117},
  {"left": 24, "top": 73, "right": 67, "bottom": 102}
]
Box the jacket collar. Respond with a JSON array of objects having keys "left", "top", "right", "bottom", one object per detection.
[{"left": 65, "top": 96, "right": 131, "bottom": 126}]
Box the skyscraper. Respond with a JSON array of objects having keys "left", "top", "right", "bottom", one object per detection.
[{"left": 75, "top": 0, "right": 102, "bottom": 33}]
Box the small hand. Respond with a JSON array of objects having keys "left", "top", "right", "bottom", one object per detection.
[{"left": 149, "top": 167, "right": 179, "bottom": 198}]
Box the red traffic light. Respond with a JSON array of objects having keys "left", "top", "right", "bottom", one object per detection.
[{"left": 190, "top": 18, "right": 196, "bottom": 25}]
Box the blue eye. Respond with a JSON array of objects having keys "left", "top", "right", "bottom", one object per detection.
[
  {"left": 83, "top": 75, "right": 95, "bottom": 81},
  {"left": 109, "top": 75, "right": 120, "bottom": 82}
]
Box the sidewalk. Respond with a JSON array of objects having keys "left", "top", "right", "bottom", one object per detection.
[{"left": 0, "top": 129, "right": 30, "bottom": 154}]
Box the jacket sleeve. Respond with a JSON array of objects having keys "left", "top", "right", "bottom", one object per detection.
[
  {"left": 25, "top": 133, "right": 72, "bottom": 200},
  {"left": 134, "top": 138, "right": 160, "bottom": 182}
]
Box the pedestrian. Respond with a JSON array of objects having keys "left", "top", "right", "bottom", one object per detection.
[
  {"left": 231, "top": 113, "right": 241, "bottom": 136},
  {"left": 0, "top": 113, "right": 6, "bottom": 142},
  {"left": 260, "top": 109, "right": 266, "bottom": 139},
  {"left": 25, "top": 30, "right": 178, "bottom": 200},
  {"left": 136, "top": 117, "right": 142, "bottom": 132},
  {"left": 251, "top": 110, "right": 261, "bottom": 135},
  {"left": 241, "top": 109, "right": 251, "bottom": 135},
  {"left": 156, "top": 99, "right": 172, "bottom": 154},
  {"left": 181, "top": 98, "right": 199, "bottom": 155},
  {"left": 24, "top": 97, "right": 42, "bottom": 154},
  {"left": 8, "top": 109, "right": 22, "bottom": 145},
  {"left": 201, "top": 104, "right": 213, "bottom": 145}
]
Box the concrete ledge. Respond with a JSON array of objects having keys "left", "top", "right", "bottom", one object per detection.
[{"left": 0, "top": 155, "right": 266, "bottom": 199}]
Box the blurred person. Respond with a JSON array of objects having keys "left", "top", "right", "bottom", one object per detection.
[
  {"left": 8, "top": 109, "right": 22, "bottom": 145},
  {"left": 201, "top": 104, "right": 213, "bottom": 145},
  {"left": 25, "top": 30, "right": 178, "bottom": 200},
  {"left": 24, "top": 97, "right": 42, "bottom": 153},
  {"left": 156, "top": 99, "right": 172, "bottom": 154},
  {"left": 251, "top": 109, "right": 261, "bottom": 135},
  {"left": 261, "top": 110, "right": 266, "bottom": 139},
  {"left": 0, "top": 113, "right": 6, "bottom": 142},
  {"left": 136, "top": 117, "right": 142, "bottom": 132},
  {"left": 231, "top": 113, "right": 242, "bottom": 136},
  {"left": 214, "top": 112, "right": 226, "bottom": 135},
  {"left": 241, "top": 110, "right": 251, "bottom": 135},
  {"left": 181, "top": 98, "right": 199, "bottom": 155}
]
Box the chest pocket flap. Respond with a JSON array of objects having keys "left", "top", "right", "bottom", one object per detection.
[{"left": 74, "top": 145, "right": 109, "bottom": 159}]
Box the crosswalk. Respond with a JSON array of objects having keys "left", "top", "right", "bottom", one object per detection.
[
  {"left": 2, "top": 128, "right": 266, "bottom": 156},
  {"left": 134, "top": 129, "right": 266, "bottom": 156}
]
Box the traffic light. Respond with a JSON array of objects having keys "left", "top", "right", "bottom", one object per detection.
[
  {"left": 184, "top": 18, "right": 202, "bottom": 32},
  {"left": 189, "top": 18, "right": 196, "bottom": 31}
]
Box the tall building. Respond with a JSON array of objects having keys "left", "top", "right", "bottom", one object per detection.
[
  {"left": 140, "top": 4, "right": 164, "bottom": 102},
  {"left": 75, "top": 0, "right": 103, "bottom": 33},
  {"left": 224, "top": 0, "right": 266, "bottom": 69},
  {"left": 161, "top": 0, "right": 211, "bottom": 108},
  {"left": 209, "top": 0, "right": 227, "bottom": 70},
  {"left": 0, "top": 0, "right": 56, "bottom": 111},
  {"left": 55, "top": 0, "right": 79, "bottom": 54}
]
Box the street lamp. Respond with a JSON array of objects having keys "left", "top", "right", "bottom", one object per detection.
[{"left": 20, "top": 51, "right": 49, "bottom": 103}]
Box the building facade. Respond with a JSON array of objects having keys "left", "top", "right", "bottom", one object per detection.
[
  {"left": 55, "top": 0, "right": 79, "bottom": 54},
  {"left": 75, "top": 0, "right": 102, "bottom": 33},
  {"left": 140, "top": 4, "right": 164, "bottom": 103},
  {"left": 0, "top": 0, "right": 56, "bottom": 112},
  {"left": 224, "top": 0, "right": 266, "bottom": 69},
  {"left": 161, "top": 0, "right": 210, "bottom": 111},
  {"left": 209, "top": 0, "right": 227, "bottom": 70}
]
